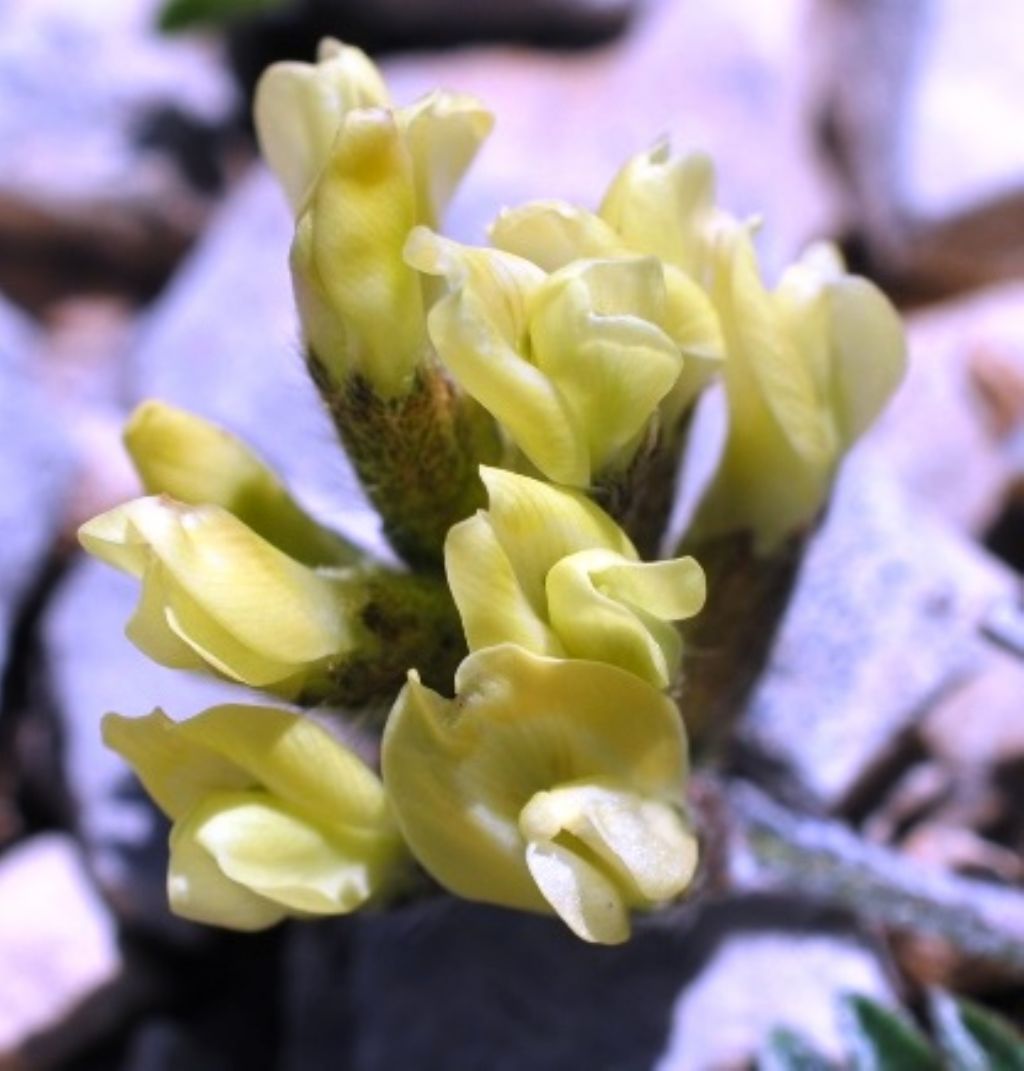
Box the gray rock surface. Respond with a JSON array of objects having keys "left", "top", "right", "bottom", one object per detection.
[
  {"left": 903, "top": 0, "right": 1024, "bottom": 219},
  {"left": 382, "top": 0, "right": 838, "bottom": 274},
  {"left": 0, "top": 0, "right": 236, "bottom": 309},
  {"left": 741, "top": 451, "right": 1016, "bottom": 812},
  {"left": 655, "top": 927, "right": 895, "bottom": 1069},
  {"left": 875, "top": 282, "right": 1024, "bottom": 535},
  {"left": 0, "top": 833, "right": 124, "bottom": 1065},
  {"left": 44, "top": 560, "right": 247, "bottom": 935},
  {"left": 0, "top": 295, "right": 72, "bottom": 685}
]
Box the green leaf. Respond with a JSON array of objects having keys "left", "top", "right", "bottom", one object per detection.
[
  {"left": 159, "top": 0, "right": 290, "bottom": 33},
  {"left": 929, "top": 990, "right": 1024, "bottom": 1071},
  {"left": 839, "top": 995, "right": 939, "bottom": 1071},
  {"left": 758, "top": 1027, "right": 835, "bottom": 1071}
]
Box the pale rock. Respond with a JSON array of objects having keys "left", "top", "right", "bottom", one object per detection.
[
  {"left": 921, "top": 647, "right": 1024, "bottom": 771},
  {"left": 904, "top": 0, "right": 1024, "bottom": 219},
  {"left": 0, "top": 0, "right": 237, "bottom": 309},
  {"left": 382, "top": 0, "right": 838, "bottom": 274},
  {"left": 741, "top": 451, "right": 1016, "bottom": 812},
  {"left": 0, "top": 834, "right": 122, "bottom": 1064},
  {"left": 873, "top": 282, "right": 1024, "bottom": 535},
  {"left": 655, "top": 930, "right": 895, "bottom": 1070}
]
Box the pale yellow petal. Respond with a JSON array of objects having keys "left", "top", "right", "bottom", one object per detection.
[
  {"left": 660, "top": 264, "right": 725, "bottom": 425},
  {"left": 529, "top": 258, "right": 684, "bottom": 475},
  {"left": 520, "top": 781, "right": 697, "bottom": 904},
  {"left": 254, "top": 39, "right": 389, "bottom": 214},
  {"left": 444, "top": 512, "right": 562, "bottom": 656},
  {"left": 381, "top": 669, "right": 543, "bottom": 912},
  {"left": 382, "top": 646, "right": 688, "bottom": 917},
  {"left": 489, "top": 201, "right": 625, "bottom": 271},
  {"left": 776, "top": 245, "right": 906, "bottom": 450},
  {"left": 302, "top": 108, "right": 426, "bottom": 396},
  {"left": 178, "top": 704, "right": 395, "bottom": 845},
  {"left": 397, "top": 91, "right": 493, "bottom": 228},
  {"left": 544, "top": 548, "right": 689, "bottom": 689},
  {"left": 406, "top": 228, "right": 589, "bottom": 485},
  {"left": 479, "top": 467, "right": 636, "bottom": 613},
  {"left": 80, "top": 498, "right": 351, "bottom": 689},
  {"left": 124, "top": 401, "right": 356, "bottom": 568},
  {"left": 102, "top": 709, "right": 252, "bottom": 822},
  {"left": 187, "top": 791, "right": 379, "bottom": 915},
  {"left": 524, "top": 839, "right": 630, "bottom": 945},
  {"left": 168, "top": 811, "right": 287, "bottom": 931},
  {"left": 592, "top": 555, "right": 706, "bottom": 622},
  {"left": 599, "top": 143, "right": 716, "bottom": 277}
]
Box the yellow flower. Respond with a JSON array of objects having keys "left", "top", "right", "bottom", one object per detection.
[
  {"left": 689, "top": 232, "right": 906, "bottom": 551},
  {"left": 257, "top": 38, "right": 493, "bottom": 397},
  {"left": 124, "top": 400, "right": 358, "bottom": 568},
  {"left": 492, "top": 141, "right": 719, "bottom": 281},
  {"left": 104, "top": 704, "right": 406, "bottom": 930},
  {"left": 382, "top": 645, "right": 697, "bottom": 945},
  {"left": 406, "top": 228, "right": 705, "bottom": 486},
  {"left": 254, "top": 38, "right": 389, "bottom": 216},
  {"left": 489, "top": 141, "right": 725, "bottom": 425},
  {"left": 445, "top": 467, "right": 704, "bottom": 688},
  {"left": 79, "top": 497, "right": 357, "bottom": 696}
]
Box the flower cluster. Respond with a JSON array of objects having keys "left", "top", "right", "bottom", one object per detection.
[{"left": 81, "top": 41, "right": 905, "bottom": 943}]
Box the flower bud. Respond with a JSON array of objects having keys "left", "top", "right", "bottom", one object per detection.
[
  {"left": 124, "top": 400, "right": 358, "bottom": 568},
  {"left": 689, "top": 229, "right": 906, "bottom": 551},
  {"left": 259, "top": 39, "right": 492, "bottom": 398},
  {"left": 382, "top": 645, "right": 697, "bottom": 944},
  {"left": 445, "top": 468, "right": 704, "bottom": 687},
  {"left": 254, "top": 38, "right": 389, "bottom": 216},
  {"left": 79, "top": 497, "right": 355, "bottom": 695},
  {"left": 104, "top": 704, "right": 406, "bottom": 929}
]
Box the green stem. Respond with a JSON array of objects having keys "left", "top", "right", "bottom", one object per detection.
[
  {"left": 301, "top": 568, "right": 466, "bottom": 714},
  {"left": 676, "top": 528, "right": 809, "bottom": 758},
  {"left": 308, "top": 355, "right": 501, "bottom": 570}
]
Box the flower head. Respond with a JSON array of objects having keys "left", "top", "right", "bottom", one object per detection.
[
  {"left": 406, "top": 229, "right": 712, "bottom": 486},
  {"left": 382, "top": 645, "right": 697, "bottom": 944},
  {"left": 489, "top": 141, "right": 725, "bottom": 426},
  {"left": 105, "top": 704, "right": 406, "bottom": 929},
  {"left": 257, "top": 38, "right": 493, "bottom": 396},
  {"left": 446, "top": 467, "right": 704, "bottom": 688}
]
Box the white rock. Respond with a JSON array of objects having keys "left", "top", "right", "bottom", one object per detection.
[
  {"left": 655, "top": 930, "right": 895, "bottom": 1069},
  {"left": 904, "top": 0, "right": 1024, "bottom": 217},
  {"left": 0, "top": 834, "right": 121, "bottom": 1059}
]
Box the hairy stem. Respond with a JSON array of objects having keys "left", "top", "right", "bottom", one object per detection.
[
  {"left": 309, "top": 355, "right": 501, "bottom": 570},
  {"left": 695, "top": 776, "right": 1024, "bottom": 976}
]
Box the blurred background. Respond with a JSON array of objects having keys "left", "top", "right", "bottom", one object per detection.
[{"left": 1, "top": 0, "right": 1023, "bottom": 1067}]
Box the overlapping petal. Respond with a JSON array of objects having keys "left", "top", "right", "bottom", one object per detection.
[
  {"left": 125, "top": 400, "right": 357, "bottom": 568},
  {"left": 259, "top": 38, "right": 493, "bottom": 397},
  {"left": 689, "top": 228, "right": 906, "bottom": 550},
  {"left": 293, "top": 108, "right": 427, "bottom": 395},
  {"left": 445, "top": 468, "right": 704, "bottom": 687},
  {"left": 381, "top": 645, "right": 697, "bottom": 944},
  {"left": 409, "top": 229, "right": 691, "bottom": 486},
  {"left": 105, "top": 704, "right": 405, "bottom": 930},
  {"left": 254, "top": 38, "right": 390, "bottom": 215},
  {"left": 79, "top": 497, "right": 354, "bottom": 693}
]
